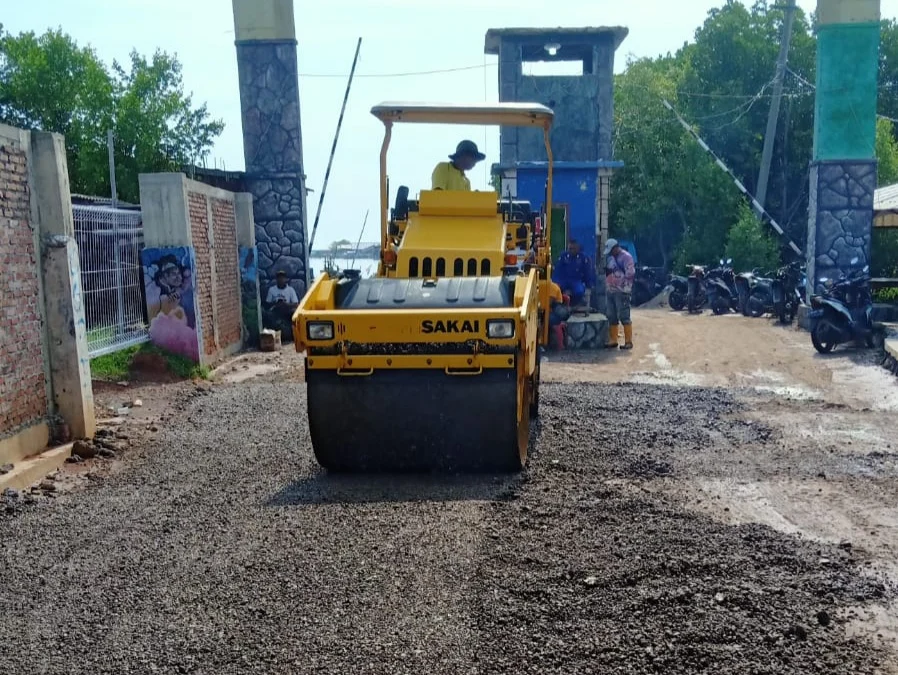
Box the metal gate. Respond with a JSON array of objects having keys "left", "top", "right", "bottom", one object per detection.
[{"left": 72, "top": 203, "right": 149, "bottom": 357}]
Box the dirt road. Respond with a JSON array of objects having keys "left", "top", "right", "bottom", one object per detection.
[{"left": 1, "top": 307, "right": 897, "bottom": 673}]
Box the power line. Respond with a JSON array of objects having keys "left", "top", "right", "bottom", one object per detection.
[
  {"left": 298, "top": 63, "right": 495, "bottom": 78},
  {"left": 661, "top": 97, "right": 804, "bottom": 256}
]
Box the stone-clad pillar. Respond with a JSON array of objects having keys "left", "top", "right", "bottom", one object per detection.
[
  {"left": 232, "top": 0, "right": 309, "bottom": 299},
  {"left": 807, "top": 0, "right": 880, "bottom": 293}
]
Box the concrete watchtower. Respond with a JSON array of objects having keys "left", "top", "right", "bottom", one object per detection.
[
  {"left": 806, "top": 0, "right": 881, "bottom": 294},
  {"left": 485, "top": 27, "right": 627, "bottom": 302}
]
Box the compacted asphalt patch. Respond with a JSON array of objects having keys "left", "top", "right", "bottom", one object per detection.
[{"left": 0, "top": 380, "right": 894, "bottom": 674}]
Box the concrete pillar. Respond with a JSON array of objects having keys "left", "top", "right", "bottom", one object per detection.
[
  {"left": 807, "top": 0, "right": 880, "bottom": 293},
  {"left": 232, "top": 0, "right": 309, "bottom": 299},
  {"left": 498, "top": 41, "right": 522, "bottom": 165},
  {"left": 235, "top": 192, "right": 263, "bottom": 346},
  {"left": 594, "top": 39, "right": 615, "bottom": 162},
  {"left": 137, "top": 173, "right": 205, "bottom": 365},
  {"left": 29, "top": 131, "right": 95, "bottom": 440},
  {"left": 138, "top": 173, "right": 192, "bottom": 248}
]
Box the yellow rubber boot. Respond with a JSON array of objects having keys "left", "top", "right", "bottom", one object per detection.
[
  {"left": 621, "top": 324, "right": 633, "bottom": 350},
  {"left": 605, "top": 323, "right": 619, "bottom": 348}
]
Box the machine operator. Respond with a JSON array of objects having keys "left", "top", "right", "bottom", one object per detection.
[
  {"left": 551, "top": 239, "right": 596, "bottom": 309},
  {"left": 431, "top": 140, "right": 485, "bottom": 191}
]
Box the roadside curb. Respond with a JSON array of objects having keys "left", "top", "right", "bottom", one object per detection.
[{"left": 0, "top": 444, "right": 72, "bottom": 493}]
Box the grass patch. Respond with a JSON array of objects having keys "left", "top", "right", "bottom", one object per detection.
[
  {"left": 874, "top": 287, "right": 898, "bottom": 303},
  {"left": 90, "top": 343, "right": 210, "bottom": 381}
]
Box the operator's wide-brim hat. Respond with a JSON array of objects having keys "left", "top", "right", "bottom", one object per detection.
[{"left": 449, "top": 139, "right": 486, "bottom": 162}]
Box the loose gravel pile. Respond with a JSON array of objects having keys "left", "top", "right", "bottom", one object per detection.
[
  {"left": 472, "top": 383, "right": 892, "bottom": 674},
  {"left": 0, "top": 381, "right": 893, "bottom": 674}
]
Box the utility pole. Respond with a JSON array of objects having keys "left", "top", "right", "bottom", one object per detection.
[{"left": 756, "top": 0, "right": 797, "bottom": 211}]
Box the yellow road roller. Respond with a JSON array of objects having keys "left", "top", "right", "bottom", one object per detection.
[{"left": 293, "top": 101, "right": 556, "bottom": 473}]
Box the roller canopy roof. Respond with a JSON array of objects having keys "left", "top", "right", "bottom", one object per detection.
[{"left": 370, "top": 101, "right": 554, "bottom": 126}]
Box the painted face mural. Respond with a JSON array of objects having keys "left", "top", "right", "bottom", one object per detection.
[{"left": 140, "top": 247, "right": 199, "bottom": 362}]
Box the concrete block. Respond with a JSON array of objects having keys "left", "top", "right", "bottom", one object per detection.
[
  {"left": 260, "top": 329, "right": 281, "bottom": 351},
  {"left": 886, "top": 338, "right": 898, "bottom": 359},
  {"left": 564, "top": 312, "right": 609, "bottom": 349},
  {"left": 0, "top": 444, "right": 71, "bottom": 492},
  {"left": 232, "top": 0, "right": 296, "bottom": 42}
]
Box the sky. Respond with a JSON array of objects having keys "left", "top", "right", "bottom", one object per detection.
[{"left": 5, "top": 0, "right": 898, "bottom": 245}]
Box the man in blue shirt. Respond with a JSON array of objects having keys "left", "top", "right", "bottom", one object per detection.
[{"left": 552, "top": 239, "right": 596, "bottom": 308}]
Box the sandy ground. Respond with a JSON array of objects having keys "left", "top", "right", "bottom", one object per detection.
[{"left": 1, "top": 306, "right": 897, "bottom": 673}]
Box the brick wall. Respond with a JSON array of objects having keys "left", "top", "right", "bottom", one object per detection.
[
  {"left": 186, "top": 188, "right": 242, "bottom": 361},
  {"left": 211, "top": 198, "right": 241, "bottom": 348},
  {"left": 0, "top": 142, "right": 48, "bottom": 436},
  {"left": 188, "top": 192, "right": 216, "bottom": 357}
]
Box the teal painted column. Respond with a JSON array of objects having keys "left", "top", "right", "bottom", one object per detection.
[{"left": 807, "top": 0, "right": 880, "bottom": 294}]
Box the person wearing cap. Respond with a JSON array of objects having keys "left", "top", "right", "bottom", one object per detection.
[
  {"left": 551, "top": 239, "right": 596, "bottom": 309},
  {"left": 603, "top": 238, "right": 636, "bottom": 350},
  {"left": 431, "top": 140, "right": 485, "bottom": 191},
  {"left": 266, "top": 270, "right": 299, "bottom": 305}
]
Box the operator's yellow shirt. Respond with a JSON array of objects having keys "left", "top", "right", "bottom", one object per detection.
[{"left": 431, "top": 162, "right": 471, "bottom": 191}]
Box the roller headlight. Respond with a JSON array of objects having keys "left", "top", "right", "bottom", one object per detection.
[
  {"left": 306, "top": 321, "right": 334, "bottom": 340},
  {"left": 486, "top": 319, "right": 515, "bottom": 339}
]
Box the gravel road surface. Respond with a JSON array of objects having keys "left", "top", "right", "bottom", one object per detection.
[
  {"left": 2, "top": 361, "right": 896, "bottom": 673},
  {"left": 0, "top": 312, "right": 898, "bottom": 675}
]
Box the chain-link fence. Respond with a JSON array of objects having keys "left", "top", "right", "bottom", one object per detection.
[{"left": 72, "top": 203, "right": 149, "bottom": 357}]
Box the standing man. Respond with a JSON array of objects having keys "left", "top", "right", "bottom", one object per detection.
[
  {"left": 551, "top": 239, "right": 596, "bottom": 309},
  {"left": 604, "top": 238, "right": 636, "bottom": 350},
  {"left": 431, "top": 140, "right": 485, "bottom": 191}
]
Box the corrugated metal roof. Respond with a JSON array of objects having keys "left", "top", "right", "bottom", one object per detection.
[{"left": 874, "top": 182, "right": 898, "bottom": 211}]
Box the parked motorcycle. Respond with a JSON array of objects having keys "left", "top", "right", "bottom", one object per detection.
[
  {"left": 705, "top": 258, "right": 739, "bottom": 315},
  {"left": 809, "top": 258, "right": 877, "bottom": 353},
  {"left": 747, "top": 268, "right": 776, "bottom": 318},
  {"left": 686, "top": 264, "right": 708, "bottom": 314},
  {"left": 632, "top": 267, "right": 664, "bottom": 307},
  {"left": 734, "top": 270, "right": 755, "bottom": 316},
  {"left": 667, "top": 273, "right": 689, "bottom": 311},
  {"left": 771, "top": 260, "right": 805, "bottom": 324}
]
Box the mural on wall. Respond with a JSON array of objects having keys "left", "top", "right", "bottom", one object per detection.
[
  {"left": 140, "top": 246, "right": 200, "bottom": 362},
  {"left": 239, "top": 246, "right": 261, "bottom": 346}
]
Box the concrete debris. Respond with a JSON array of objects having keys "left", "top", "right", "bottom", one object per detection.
[{"left": 72, "top": 440, "right": 97, "bottom": 459}]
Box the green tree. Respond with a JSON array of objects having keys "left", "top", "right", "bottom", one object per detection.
[
  {"left": 875, "top": 117, "right": 898, "bottom": 186},
  {"left": 724, "top": 203, "right": 781, "bottom": 272},
  {"left": 611, "top": 54, "right": 743, "bottom": 271},
  {"left": 110, "top": 50, "right": 224, "bottom": 202},
  {"left": 0, "top": 24, "right": 223, "bottom": 202},
  {"left": 678, "top": 0, "right": 817, "bottom": 243}
]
